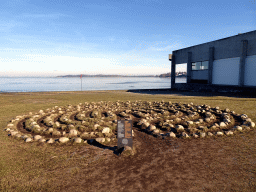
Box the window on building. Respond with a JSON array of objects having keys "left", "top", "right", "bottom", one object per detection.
[
  {"left": 192, "top": 61, "right": 208, "bottom": 70},
  {"left": 201, "top": 61, "right": 208, "bottom": 70}
]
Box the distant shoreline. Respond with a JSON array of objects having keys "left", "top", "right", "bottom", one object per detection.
[
  {"left": 0, "top": 75, "right": 187, "bottom": 78},
  {"left": 56, "top": 75, "right": 187, "bottom": 78}
]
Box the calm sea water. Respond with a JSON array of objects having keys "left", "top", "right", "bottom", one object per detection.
[{"left": 0, "top": 77, "right": 186, "bottom": 93}]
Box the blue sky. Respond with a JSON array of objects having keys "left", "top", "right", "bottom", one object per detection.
[{"left": 0, "top": 0, "right": 255, "bottom": 77}]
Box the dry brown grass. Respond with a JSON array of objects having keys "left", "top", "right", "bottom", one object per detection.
[{"left": 0, "top": 90, "right": 256, "bottom": 191}]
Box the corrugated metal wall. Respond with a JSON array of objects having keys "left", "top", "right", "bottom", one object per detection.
[
  {"left": 191, "top": 70, "right": 208, "bottom": 80},
  {"left": 212, "top": 57, "right": 240, "bottom": 85},
  {"left": 245, "top": 55, "right": 256, "bottom": 86}
]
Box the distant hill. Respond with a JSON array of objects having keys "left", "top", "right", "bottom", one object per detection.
[
  {"left": 159, "top": 72, "right": 187, "bottom": 78},
  {"left": 159, "top": 72, "right": 171, "bottom": 78},
  {"left": 56, "top": 73, "right": 187, "bottom": 78},
  {"left": 56, "top": 74, "right": 160, "bottom": 78}
]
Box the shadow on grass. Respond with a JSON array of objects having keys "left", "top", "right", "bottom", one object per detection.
[
  {"left": 87, "top": 139, "right": 125, "bottom": 156},
  {"left": 126, "top": 88, "right": 256, "bottom": 98},
  {"left": 86, "top": 128, "right": 175, "bottom": 157}
]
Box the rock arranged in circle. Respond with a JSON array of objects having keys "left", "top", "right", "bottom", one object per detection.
[{"left": 4, "top": 100, "right": 255, "bottom": 144}]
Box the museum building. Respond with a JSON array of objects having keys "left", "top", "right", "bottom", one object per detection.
[{"left": 169, "top": 30, "right": 256, "bottom": 92}]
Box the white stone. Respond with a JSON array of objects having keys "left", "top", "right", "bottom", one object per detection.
[
  {"left": 33, "top": 125, "right": 40, "bottom": 129},
  {"left": 21, "top": 135, "right": 29, "bottom": 140},
  {"left": 234, "top": 126, "right": 243, "bottom": 131},
  {"left": 25, "top": 137, "right": 32, "bottom": 142},
  {"left": 181, "top": 132, "right": 189, "bottom": 138},
  {"left": 48, "top": 128, "right": 54, "bottom": 133},
  {"left": 200, "top": 132, "right": 206, "bottom": 138},
  {"left": 5, "top": 128, "right": 10, "bottom": 131},
  {"left": 7, "top": 123, "right": 14, "bottom": 128},
  {"left": 38, "top": 138, "right": 46, "bottom": 143},
  {"left": 141, "top": 122, "right": 150, "bottom": 129},
  {"left": 33, "top": 135, "right": 42, "bottom": 141},
  {"left": 240, "top": 114, "right": 248, "bottom": 120},
  {"left": 216, "top": 132, "right": 224, "bottom": 136},
  {"left": 94, "top": 124, "right": 100, "bottom": 129},
  {"left": 102, "top": 127, "right": 110, "bottom": 134},
  {"left": 148, "top": 125, "right": 156, "bottom": 131},
  {"left": 199, "top": 119, "right": 204, "bottom": 123},
  {"left": 59, "top": 137, "right": 70, "bottom": 143},
  {"left": 69, "top": 129, "right": 78, "bottom": 136},
  {"left": 193, "top": 133, "right": 199, "bottom": 138},
  {"left": 245, "top": 118, "right": 252, "bottom": 122},
  {"left": 214, "top": 123, "right": 220, "bottom": 128},
  {"left": 210, "top": 115, "right": 215, "bottom": 120},
  {"left": 166, "top": 123, "right": 175, "bottom": 128},
  {"left": 249, "top": 122, "right": 255, "bottom": 128},
  {"left": 176, "top": 125, "right": 184, "bottom": 132},
  {"left": 96, "top": 137, "right": 105, "bottom": 143},
  {"left": 207, "top": 132, "right": 213, "bottom": 136},
  {"left": 219, "top": 122, "right": 226, "bottom": 128},
  {"left": 52, "top": 130, "right": 61, "bottom": 136},
  {"left": 123, "top": 146, "right": 134, "bottom": 152},
  {"left": 15, "top": 134, "right": 21, "bottom": 138},
  {"left": 153, "top": 129, "right": 160, "bottom": 134},
  {"left": 225, "top": 131, "right": 233, "bottom": 136},
  {"left": 10, "top": 131, "right": 19, "bottom": 136},
  {"left": 68, "top": 124, "right": 75, "bottom": 129},
  {"left": 105, "top": 138, "right": 111, "bottom": 142},
  {"left": 81, "top": 132, "right": 89, "bottom": 136},
  {"left": 55, "top": 122, "right": 60, "bottom": 127},
  {"left": 224, "top": 119, "right": 231, "bottom": 124},
  {"left": 73, "top": 137, "right": 82, "bottom": 143},
  {"left": 46, "top": 138, "right": 55, "bottom": 144}
]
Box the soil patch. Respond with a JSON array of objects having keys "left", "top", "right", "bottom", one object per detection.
[{"left": 54, "top": 128, "right": 256, "bottom": 192}]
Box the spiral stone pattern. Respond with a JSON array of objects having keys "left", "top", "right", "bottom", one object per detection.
[{"left": 4, "top": 100, "right": 255, "bottom": 144}]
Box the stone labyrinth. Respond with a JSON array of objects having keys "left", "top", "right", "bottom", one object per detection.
[{"left": 4, "top": 100, "right": 255, "bottom": 145}]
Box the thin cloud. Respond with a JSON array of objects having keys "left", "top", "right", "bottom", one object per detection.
[
  {"left": 150, "top": 45, "right": 178, "bottom": 51},
  {"left": 0, "top": 20, "right": 23, "bottom": 32},
  {"left": 22, "top": 13, "right": 71, "bottom": 19},
  {"left": 148, "top": 42, "right": 183, "bottom": 52}
]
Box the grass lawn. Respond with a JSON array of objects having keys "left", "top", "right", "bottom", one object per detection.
[{"left": 0, "top": 90, "right": 256, "bottom": 191}]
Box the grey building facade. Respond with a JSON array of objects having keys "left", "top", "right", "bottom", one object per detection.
[{"left": 169, "top": 30, "right": 256, "bottom": 92}]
